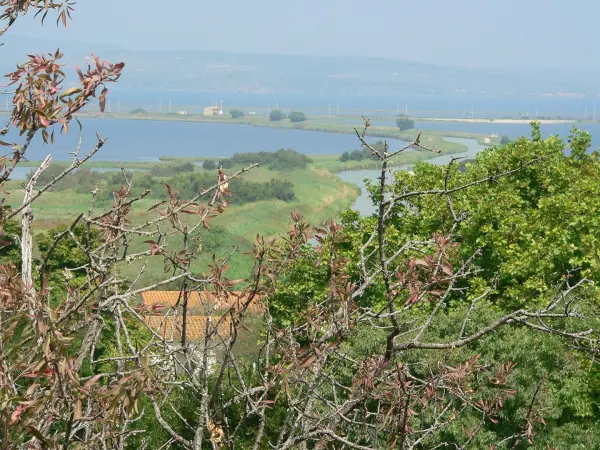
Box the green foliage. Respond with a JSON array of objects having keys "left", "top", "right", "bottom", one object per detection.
[
  {"left": 356, "top": 129, "right": 600, "bottom": 311},
  {"left": 0, "top": 219, "right": 22, "bottom": 268},
  {"left": 396, "top": 116, "right": 415, "bottom": 131},
  {"left": 129, "top": 171, "right": 296, "bottom": 204},
  {"left": 129, "top": 108, "right": 146, "bottom": 114},
  {"left": 269, "top": 109, "right": 285, "bottom": 121},
  {"left": 221, "top": 149, "right": 313, "bottom": 171},
  {"left": 269, "top": 246, "right": 329, "bottom": 326},
  {"left": 202, "top": 159, "right": 217, "bottom": 170},
  {"left": 36, "top": 224, "right": 102, "bottom": 276},
  {"left": 150, "top": 161, "right": 195, "bottom": 177},
  {"left": 331, "top": 128, "right": 600, "bottom": 446},
  {"left": 500, "top": 135, "right": 511, "bottom": 145},
  {"left": 395, "top": 301, "right": 599, "bottom": 448},
  {"left": 339, "top": 140, "right": 385, "bottom": 162},
  {"left": 229, "top": 108, "right": 244, "bottom": 119},
  {"left": 288, "top": 111, "right": 306, "bottom": 122},
  {"left": 28, "top": 165, "right": 105, "bottom": 193}
]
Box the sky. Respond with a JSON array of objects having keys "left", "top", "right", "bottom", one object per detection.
[{"left": 4, "top": 0, "right": 598, "bottom": 70}]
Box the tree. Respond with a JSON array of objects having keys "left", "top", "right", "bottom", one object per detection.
[
  {"left": 203, "top": 159, "right": 217, "bottom": 170},
  {"left": 36, "top": 224, "right": 102, "bottom": 277},
  {"left": 269, "top": 109, "right": 285, "bottom": 121},
  {"left": 396, "top": 116, "right": 415, "bottom": 130},
  {"left": 130, "top": 108, "right": 147, "bottom": 114},
  {"left": 229, "top": 109, "right": 244, "bottom": 119},
  {"left": 288, "top": 111, "right": 306, "bottom": 122},
  {"left": 500, "top": 134, "right": 511, "bottom": 145}
]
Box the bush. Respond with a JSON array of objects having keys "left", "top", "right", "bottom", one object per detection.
[
  {"left": 203, "top": 160, "right": 217, "bottom": 170},
  {"left": 396, "top": 117, "right": 415, "bottom": 131},
  {"left": 28, "top": 165, "right": 104, "bottom": 194},
  {"left": 150, "top": 161, "right": 195, "bottom": 177},
  {"left": 113, "top": 171, "right": 296, "bottom": 206},
  {"left": 220, "top": 149, "right": 312, "bottom": 171},
  {"left": 288, "top": 111, "right": 306, "bottom": 122},
  {"left": 130, "top": 108, "right": 147, "bottom": 115},
  {"left": 339, "top": 141, "right": 385, "bottom": 162},
  {"left": 500, "top": 135, "right": 511, "bottom": 145},
  {"left": 230, "top": 109, "right": 244, "bottom": 119},
  {"left": 269, "top": 110, "right": 285, "bottom": 121}
]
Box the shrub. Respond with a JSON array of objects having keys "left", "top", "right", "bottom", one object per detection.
[
  {"left": 396, "top": 117, "right": 415, "bottom": 131},
  {"left": 150, "top": 161, "right": 195, "bottom": 177},
  {"left": 230, "top": 109, "right": 244, "bottom": 119},
  {"left": 289, "top": 111, "right": 306, "bottom": 122},
  {"left": 220, "top": 149, "right": 312, "bottom": 171},
  {"left": 269, "top": 110, "right": 285, "bottom": 121}
]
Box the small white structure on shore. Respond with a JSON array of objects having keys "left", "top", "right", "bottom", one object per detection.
[{"left": 204, "top": 101, "right": 224, "bottom": 116}]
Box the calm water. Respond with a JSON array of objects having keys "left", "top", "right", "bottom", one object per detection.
[
  {"left": 338, "top": 137, "right": 486, "bottom": 217},
  {"left": 2, "top": 118, "right": 407, "bottom": 162}
]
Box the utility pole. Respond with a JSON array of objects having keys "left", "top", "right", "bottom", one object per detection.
[{"left": 168, "top": 99, "right": 172, "bottom": 113}]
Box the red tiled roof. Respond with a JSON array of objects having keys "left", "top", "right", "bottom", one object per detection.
[
  {"left": 140, "top": 290, "right": 264, "bottom": 314},
  {"left": 143, "top": 315, "right": 232, "bottom": 342}
]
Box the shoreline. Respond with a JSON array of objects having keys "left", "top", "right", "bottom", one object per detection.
[{"left": 418, "top": 117, "right": 578, "bottom": 125}]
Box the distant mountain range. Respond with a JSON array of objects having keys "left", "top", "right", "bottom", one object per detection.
[{"left": 2, "top": 36, "right": 598, "bottom": 97}]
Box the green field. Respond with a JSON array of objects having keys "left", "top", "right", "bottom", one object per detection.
[{"left": 5, "top": 163, "right": 359, "bottom": 284}]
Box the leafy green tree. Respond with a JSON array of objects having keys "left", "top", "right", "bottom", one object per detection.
[
  {"left": 0, "top": 219, "right": 22, "bottom": 267},
  {"left": 500, "top": 135, "right": 511, "bottom": 145},
  {"left": 330, "top": 127, "right": 600, "bottom": 448},
  {"left": 130, "top": 108, "right": 147, "bottom": 114},
  {"left": 288, "top": 111, "right": 306, "bottom": 122},
  {"left": 269, "top": 109, "right": 285, "bottom": 121},
  {"left": 36, "top": 224, "right": 102, "bottom": 277},
  {"left": 230, "top": 109, "right": 244, "bottom": 119},
  {"left": 396, "top": 116, "right": 415, "bottom": 131}
]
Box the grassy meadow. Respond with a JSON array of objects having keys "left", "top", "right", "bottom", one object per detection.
[{"left": 4, "top": 162, "right": 359, "bottom": 285}]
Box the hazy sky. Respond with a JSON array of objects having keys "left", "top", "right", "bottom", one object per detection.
[{"left": 5, "top": 0, "right": 597, "bottom": 69}]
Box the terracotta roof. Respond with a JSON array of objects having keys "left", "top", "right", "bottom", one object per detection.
[
  {"left": 140, "top": 290, "right": 264, "bottom": 314},
  {"left": 143, "top": 315, "right": 232, "bottom": 342}
]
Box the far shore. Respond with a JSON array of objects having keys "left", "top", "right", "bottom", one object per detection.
[{"left": 419, "top": 117, "right": 579, "bottom": 125}]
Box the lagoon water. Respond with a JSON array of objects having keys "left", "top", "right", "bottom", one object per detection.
[{"left": 2, "top": 118, "right": 406, "bottom": 162}]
